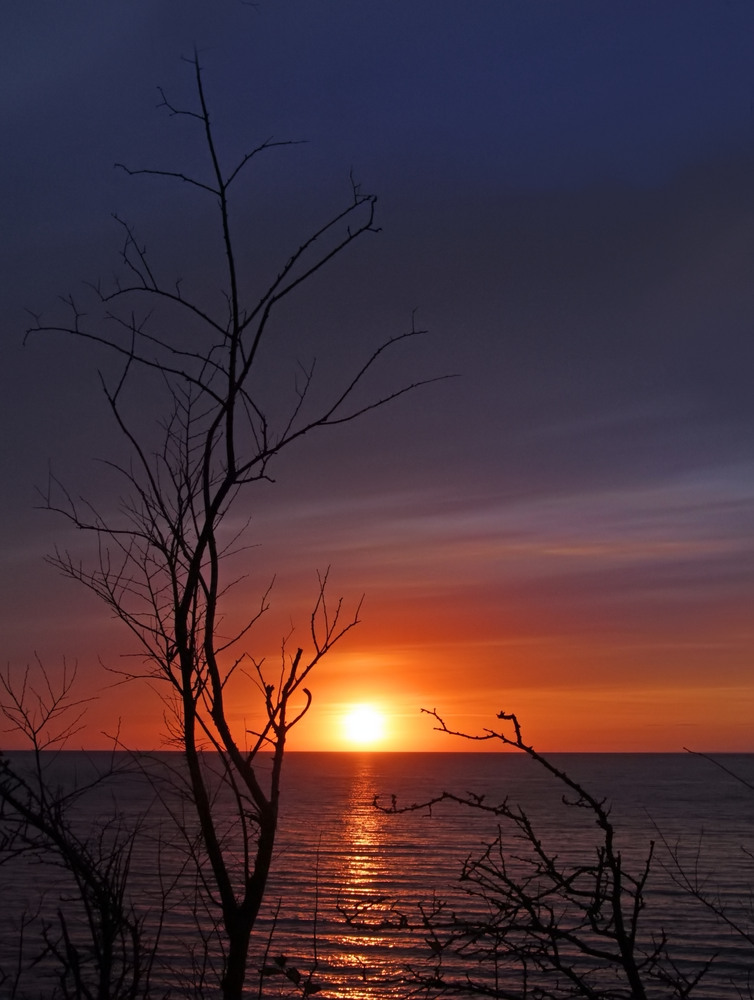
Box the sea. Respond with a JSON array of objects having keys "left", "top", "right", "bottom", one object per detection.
[{"left": 1, "top": 751, "right": 753, "bottom": 999}]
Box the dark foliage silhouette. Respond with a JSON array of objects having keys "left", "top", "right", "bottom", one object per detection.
[
  {"left": 0, "top": 661, "right": 161, "bottom": 999},
  {"left": 375, "top": 710, "right": 717, "bottom": 999},
  {"left": 3, "top": 50, "right": 440, "bottom": 999}
]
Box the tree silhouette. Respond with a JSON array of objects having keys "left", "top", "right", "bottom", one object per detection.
[
  {"left": 376, "top": 710, "right": 715, "bottom": 999},
  {"left": 0, "top": 661, "right": 159, "bottom": 999},
  {"left": 20, "top": 51, "right": 440, "bottom": 999}
]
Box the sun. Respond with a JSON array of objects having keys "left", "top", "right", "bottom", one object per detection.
[{"left": 342, "top": 704, "right": 386, "bottom": 747}]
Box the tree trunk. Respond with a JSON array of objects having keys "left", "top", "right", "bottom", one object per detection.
[{"left": 222, "top": 921, "right": 252, "bottom": 1000}]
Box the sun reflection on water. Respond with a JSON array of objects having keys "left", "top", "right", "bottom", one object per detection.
[
  {"left": 324, "top": 755, "right": 412, "bottom": 998},
  {"left": 337, "top": 756, "right": 396, "bottom": 912}
]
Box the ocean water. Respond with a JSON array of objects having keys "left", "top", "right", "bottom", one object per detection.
[{"left": 1, "top": 751, "right": 753, "bottom": 998}]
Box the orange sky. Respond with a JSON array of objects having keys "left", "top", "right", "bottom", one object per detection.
[
  {"left": 5, "top": 524, "right": 749, "bottom": 754},
  {"left": 16, "top": 623, "right": 750, "bottom": 755}
]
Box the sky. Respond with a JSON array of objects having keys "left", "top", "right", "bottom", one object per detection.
[{"left": 1, "top": 1, "right": 753, "bottom": 752}]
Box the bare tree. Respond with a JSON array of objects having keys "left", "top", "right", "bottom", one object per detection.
[
  {"left": 657, "top": 751, "right": 754, "bottom": 996},
  {"left": 0, "top": 660, "right": 161, "bottom": 999},
  {"left": 23, "top": 51, "right": 440, "bottom": 999},
  {"left": 376, "top": 709, "right": 714, "bottom": 1000}
]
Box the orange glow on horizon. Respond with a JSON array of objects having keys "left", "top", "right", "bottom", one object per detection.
[{"left": 4, "top": 589, "right": 752, "bottom": 754}]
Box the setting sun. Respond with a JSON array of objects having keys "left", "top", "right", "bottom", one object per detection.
[{"left": 342, "top": 705, "right": 386, "bottom": 747}]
